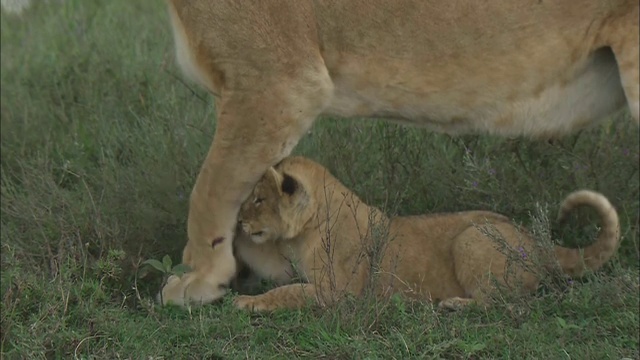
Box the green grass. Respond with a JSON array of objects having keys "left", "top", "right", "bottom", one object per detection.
[{"left": 1, "top": 1, "right": 638, "bottom": 358}]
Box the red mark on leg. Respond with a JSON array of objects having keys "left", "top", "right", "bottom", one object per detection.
[{"left": 211, "top": 237, "right": 224, "bottom": 248}]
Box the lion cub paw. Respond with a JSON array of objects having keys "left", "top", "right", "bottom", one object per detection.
[
  {"left": 158, "top": 273, "right": 227, "bottom": 307},
  {"left": 438, "top": 297, "right": 475, "bottom": 311},
  {"left": 233, "top": 295, "right": 276, "bottom": 312}
]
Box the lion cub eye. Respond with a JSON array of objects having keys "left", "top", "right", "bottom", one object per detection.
[{"left": 253, "top": 197, "right": 264, "bottom": 205}]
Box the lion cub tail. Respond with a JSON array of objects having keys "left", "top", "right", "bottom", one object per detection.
[{"left": 553, "top": 190, "right": 620, "bottom": 278}]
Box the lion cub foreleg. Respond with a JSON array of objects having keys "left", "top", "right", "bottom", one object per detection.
[
  {"left": 438, "top": 297, "right": 485, "bottom": 311},
  {"left": 233, "top": 283, "right": 321, "bottom": 312}
]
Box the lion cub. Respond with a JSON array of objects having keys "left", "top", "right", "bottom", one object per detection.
[{"left": 232, "top": 157, "right": 620, "bottom": 312}]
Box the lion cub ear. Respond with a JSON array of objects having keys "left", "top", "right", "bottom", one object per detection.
[
  {"left": 281, "top": 172, "right": 309, "bottom": 209},
  {"left": 281, "top": 173, "right": 298, "bottom": 196},
  {"left": 264, "top": 167, "right": 284, "bottom": 195},
  {"left": 264, "top": 167, "right": 303, "bottom": 199}
]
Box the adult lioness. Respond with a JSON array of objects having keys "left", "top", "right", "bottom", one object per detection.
[
  {"left": 162, "top": 0, "right": 637, "bottom": 306},
  {"left": 229, "top": 157, "right": 620, "bottom": 312}
]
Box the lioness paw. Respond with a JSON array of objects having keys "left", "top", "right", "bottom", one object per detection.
[{"left": 158, "top": 273, "right": 227, "bottom": 307}]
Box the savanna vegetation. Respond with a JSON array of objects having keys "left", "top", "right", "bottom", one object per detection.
[{"left": 1, "top": 1, "right": 638, "bottom": 358}]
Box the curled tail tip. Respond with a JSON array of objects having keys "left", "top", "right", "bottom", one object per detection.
[
  {"left": 556, "top": 189, "right": 621, "bottom": 274},
  {"left": 557, "top": 190, "right": 617, "bottom": 224}
]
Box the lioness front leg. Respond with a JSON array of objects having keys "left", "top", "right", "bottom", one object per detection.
[
  {"left": 233, "top": 283, "right": 322, "bottom": 312},
  {"left": 160, "top": 75, "right": 334, "bottom": 306},
  {"left": 161, "top": 0, "right": 335, "bottom": 306}
]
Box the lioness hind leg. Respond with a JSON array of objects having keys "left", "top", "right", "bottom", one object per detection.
[
  {"left": 160, "top": 67, "right": 334, "bottom": 306},
  {"left": 603, "top": 6, "right": 639, "bottom": 122}
]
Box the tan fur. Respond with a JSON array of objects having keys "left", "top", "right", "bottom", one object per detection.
[
  {"left": 161, "top": 0, "right": 637, "bottom": 306},
  {"left": 232, "top": 157, "right": 620, "bottom": 311}
]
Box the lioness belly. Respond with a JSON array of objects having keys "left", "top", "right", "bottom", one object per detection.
[
  {"left": 314, "top": 1, "right": 630, "bottom": 137},
  {"left": 322, "top": 47, "right": 625, "bottom": 138}
]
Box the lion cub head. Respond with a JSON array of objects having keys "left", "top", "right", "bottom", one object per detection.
[{"left": 238, "top": 166, "right": 314, "bottom": 243}]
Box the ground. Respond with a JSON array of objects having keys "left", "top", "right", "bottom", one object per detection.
[{"left": 1, "top": 1, "right": 638, "bottom": 359}]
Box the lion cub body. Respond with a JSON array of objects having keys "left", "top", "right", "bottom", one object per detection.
[{"left": 234, "top": 157, "right": 619, "bottom": 311}]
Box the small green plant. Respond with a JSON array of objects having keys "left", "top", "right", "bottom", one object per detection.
[
  {"left": 141, "top": 256, "right": 192, "bottom": 306},
  {"left": 555, "top": 316, "right": 582, "bottom": 330},
  {"left": 142, "top": 255, "right": 192, "bottom": 277}
]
